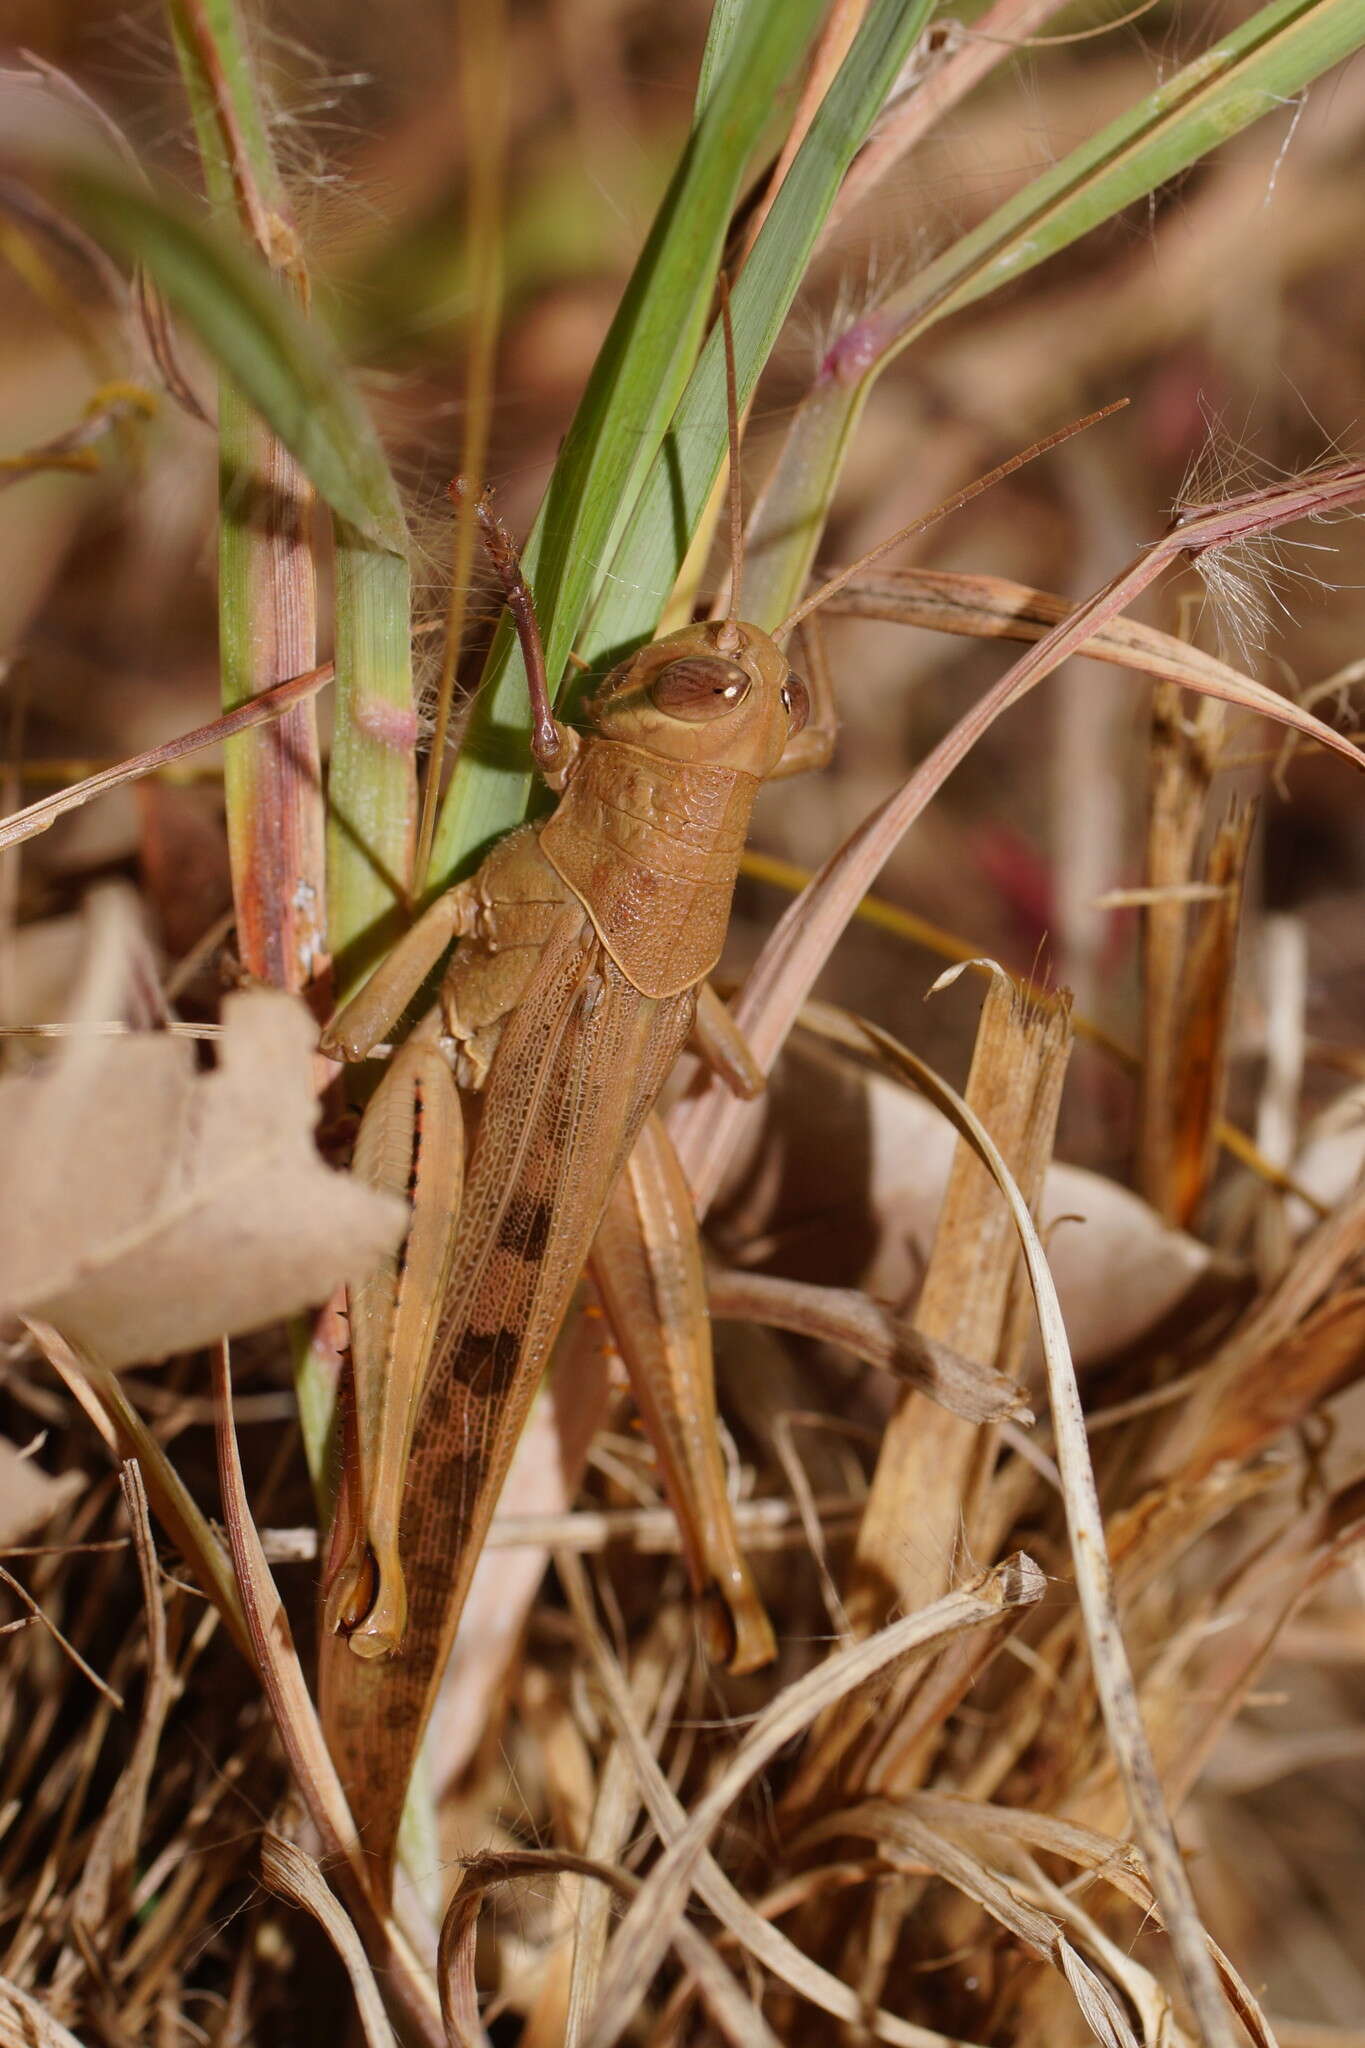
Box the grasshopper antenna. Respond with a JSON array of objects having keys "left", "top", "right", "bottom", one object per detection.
[
  {"left": 774, "top": 399, "right": 1129, "bottom": 641},
  {"left": 719, "top": 273, "right": 745, "bottom": 630},
  {"left": 451, "top": 478, "right": 562, "bottom": 774}
]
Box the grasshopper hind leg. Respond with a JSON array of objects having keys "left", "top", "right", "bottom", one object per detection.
[
  {"left": 324, "top": 1025, "right": 465, "bottom": 1662},
  {"left": 326, "top": 1544, "right": 401, "bottom": 1662},
  {"left": 700, "top": 1568, "right": 776, "bottom": 1678},
  {"left": 589, "top": 1115, "right": 777, "bottom": 1677}
]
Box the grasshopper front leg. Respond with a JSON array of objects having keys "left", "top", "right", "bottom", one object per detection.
[{"left": 321, "top": 880, "right": 479, "bottom": 1059}]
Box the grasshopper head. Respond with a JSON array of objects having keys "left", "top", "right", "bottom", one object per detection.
[{"left": 588, "top": 618, "right": 807, "bottom": 777}]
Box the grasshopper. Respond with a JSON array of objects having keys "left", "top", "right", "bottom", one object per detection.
[
  {"left": 313, "top": 351, "right": 1101, "bottom": 1883},
  {"left": 318, "top": 434, "right": 836, "bottom": 1875}
]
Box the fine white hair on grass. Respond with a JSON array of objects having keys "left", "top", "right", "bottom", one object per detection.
[
  {"left": 789, "top": 234, "right": 933, "bottom": 387},
  {"left": 229, "top": 20, "right": 381, "bottom": 235},
  {"left": 1175, "top": 401, "right": 1348, "bottom": 666}
]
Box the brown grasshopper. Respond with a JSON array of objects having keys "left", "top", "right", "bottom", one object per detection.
[
  {"left": 314, "top": 364, "right": 1109, "bottom": 1883},
  {"left": 318, "top": 461, "right": 835, "bottom": 1876}
]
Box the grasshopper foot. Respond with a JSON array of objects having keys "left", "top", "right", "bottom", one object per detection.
[
  {"left": 701, "top": 1566, "right": 776, "bottom": 1677},
  {"left": 325, "top": 1544, "right": 408, "bottom": 1662}
]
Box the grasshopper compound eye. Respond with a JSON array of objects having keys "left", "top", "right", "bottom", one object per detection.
[
  {"left": 648, "top": 656, "right": 752, "bottom": 721},
  {"left": 781, "top": 673, "right": 810, "bottom": 736}
]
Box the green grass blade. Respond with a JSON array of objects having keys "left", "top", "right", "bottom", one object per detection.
[
  {"left": 740, "top": 0, "right": 1365, "bottom": 627},
  {"left": 67, "top": 170, "right": 407, "bottom": 554},
  {"left": 426, "top": 0, "right": 825, "bottom": 890},
  {"left": 578, "top": 0, "right": 939, "bottom": 662},
  {"left": 167, "top": 0, "right": 326, "bottom": 996},
  {"left": 167, "top": 0, "right": 286, "bottom": 210},
  {"left": 328, "top": 532, "right": 415, "bottom": 984},
  {"left": 167, "top": 0, "right": 292, "bottom": 234},
  {"left": 83, "top": 39, "right": 418, "bottom": 984},
  {"left": 695, "top": 0, "right": 762, "bottom": 113}
]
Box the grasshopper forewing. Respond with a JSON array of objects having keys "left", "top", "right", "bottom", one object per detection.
[{"left": 319, "top": 491, "right": 812, "bottom": 1877}]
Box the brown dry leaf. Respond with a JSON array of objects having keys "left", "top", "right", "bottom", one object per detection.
[
  {"left": 0, "top": 988, "right": 406, "bottom": 1366},
  {"left": 0, "top": 1434, "right": 81, "bottom": 1545},
  {"left": 718, "top": 1035, "right": 1214, "bottom": 1368}
]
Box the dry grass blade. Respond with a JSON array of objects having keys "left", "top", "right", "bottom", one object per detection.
[
  {"left": 565, "top": 1612, "right": 688, "bottom": 2045},
  {"left": 706, "top": 1268, "right": 1032, "bottom": 1423},
  {"left": 0, "top": 1978, "right": 86, "bottom": 2048},
  {"left": 440, "top": 1847, "right": 781, "bottom": 2048},
  {"left": 260, "top": 1834, "right": 396, "bottom": 2048},
  {"left": 28, "top": 1318, "right": 250, "bottom": 1657},
  {"left": 890, "top": 1797, "right": 1290, "bottom": 2038},
  {"left": 825, "top": 563, "right": 1294, "bottom": 700},
  {"left": 850, "top": 1011, "right": 1242, "bottom": 2048},
  {"left": 798, "top": 1803, "right": 1142, "bottom": 2048},
  {"left": 211, "top": 1340, "right": 444, "bottom": 2048},
  {"left": 895, "top": 1790, "right": 1150, "bottom": 1896},
  {"left": 1155, "top": 1176, "right": 1365, "bottom": 1487},
  {"left": 558, "top": 1551, "right": 992, "bottom": 2048},
  {"left": 0, "top": 1559, "right": 121, "bottom": 1709},
  {"left": 53, "top": 1462, "right": 172, "bottom": 1983},
  {"left": 1165, "top": 800, "right": 1255, "bottom": 1226},
  {"left": 850, "top": 971, "right": 1070, "bottom": 1632},
  {"left": 212, "top": 1337, "right": 366, "bottom": 1873},
  {"left": 0, "top": 662, "right": 333, "bottom": 854},
  {"left": 821, "top": 0, "right": 1074, "bottom": 237},
  {"left": 583, "top": 1553, "right": 1044, "bottom": 2048},
  {"left": 732, "top": 0, "right": 866, "bottom": 268},
  {"left": 672, "top": 466, "right": 1365, "bottom": 1212},
  {"left": 1137, "top": 682, "right": 1225, "bottom": 1216},
  {"left": 259, "top": 1492, "right": 863, "bottom": 1561}
]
